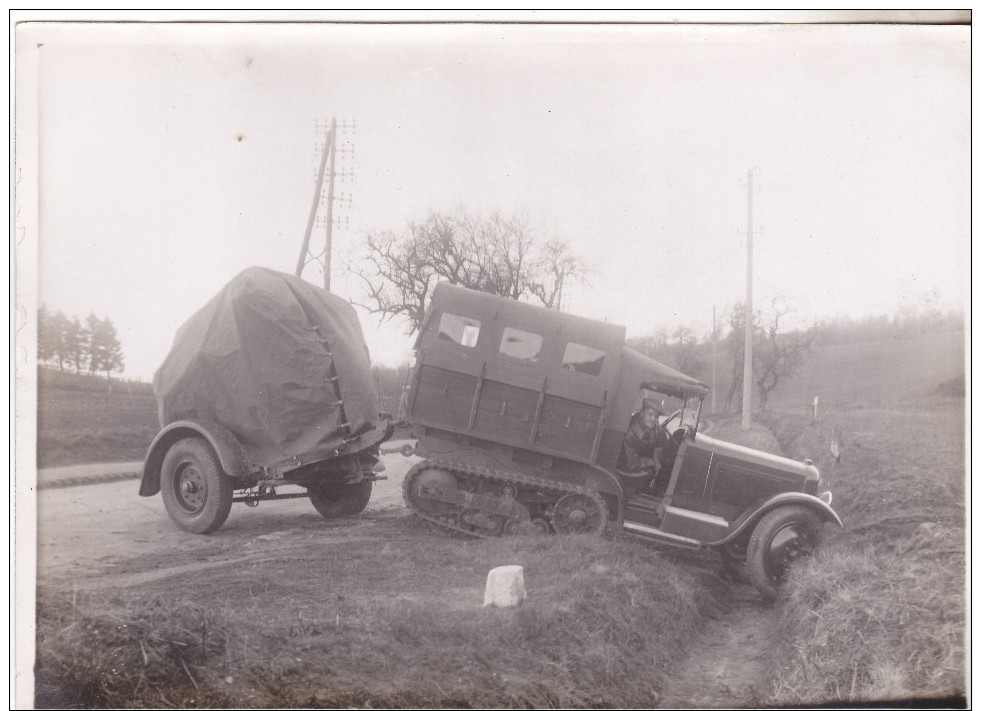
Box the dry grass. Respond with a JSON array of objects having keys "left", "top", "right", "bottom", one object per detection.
[
  {"left": 757, "top": 402, "right": 966, "bottom": 706},
  {"left": 35, "top": 591, "right": 231, "bottom": 708},
  {"left": 36, "top": 524, "right": 730, "bottom": 708}
]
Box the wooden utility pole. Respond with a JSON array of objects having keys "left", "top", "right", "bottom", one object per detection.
[
  {"left": 296, "top": 117, "right": 350, "bottom": 291},
  {"left": 742, "top": 169, "right": 754, "bottom": 430},
  {"left": 296, "top": 120, "right": 334, "bottom": 281}
]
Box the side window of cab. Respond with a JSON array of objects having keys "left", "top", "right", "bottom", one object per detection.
[
  {"left": 438, "top": 312, "right": 481, "bottom": 348},
  {"left": 499, "top": 327, "right": 543, "bottom": 363},
  {"left": 562, "top": 341, "right": 605, "bottom": 376}
]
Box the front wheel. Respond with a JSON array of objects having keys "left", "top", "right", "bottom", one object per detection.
[
  {"left": 160, "top": 438, "right": 233, "bottom": 534},
  {"left": 308, "top": 479, "right": 373, "bottom": 519},
  {"left": 746, "top": 505, "right": 823, "bottom": 599}
]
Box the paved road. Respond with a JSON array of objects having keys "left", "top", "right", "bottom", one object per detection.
[
  {"left": 35, "top": 440, "right": 418, "bottom": 489},
  {"left": 34, "top": 449, "right": 421, "bottom": 583}
]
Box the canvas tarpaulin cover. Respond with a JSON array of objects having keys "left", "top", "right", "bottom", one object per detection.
[{"left": 153, "top": 267, "right": 380, "bottom": 467}]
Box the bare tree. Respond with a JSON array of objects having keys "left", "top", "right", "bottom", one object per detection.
[
  {"left": 350, "top": 209, "right": 586, "bottom": 334},
  {"left": 725, "top": 298, "right": 815, "bottom": 412},
  {"left": 627, "top": 328, "right": 670, "bottom": 362},
  {"left": 753, "top": 298, "right": 815, "bottom": 411},
  {"left": 671, "top": 326, "right": 706, "bottom": 380}
]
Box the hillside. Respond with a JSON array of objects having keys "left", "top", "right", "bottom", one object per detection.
[
  {"left": 34, "top": 330, "right": 965, "bottom": 468},
  {"left": 36, "top": 369, "right": 159, "bottom": 468},
  {"left": 706, "top": 328, "right": 964, "bottom": 415}
]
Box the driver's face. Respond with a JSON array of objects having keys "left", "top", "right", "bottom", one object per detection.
[{"left": 641, "top": 408, "right": 659, "bottom": 428}]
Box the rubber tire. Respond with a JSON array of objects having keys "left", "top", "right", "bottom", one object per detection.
[
  {"left": 746, "top": 505, "right": 823, "bottom": 600},
  {"left": 309, "top": 479, "right": 373, "bottom": 519},
  {"left": 160, "top": 438, "right": 233, "bottom": 534},
  {"left": 719, "top": 530, "right": 751, "bottom": 564}
]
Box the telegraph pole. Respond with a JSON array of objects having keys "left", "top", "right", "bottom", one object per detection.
[
  {"left": 296, "top": 120, "right": 334, "bottom": 281},
  {"left": 742, "top": 169, "right": 754, "bottom": 430},
  {"left": 296, "top": 117, "right": 354, "bottom": 291}
]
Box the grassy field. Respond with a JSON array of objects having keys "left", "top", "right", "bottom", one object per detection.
[
  {"left": 709, "top": 328, "right": 964, "bottom": 415},
  {"left": 36, "top": 387, "right": 159, "bottom": 468}
]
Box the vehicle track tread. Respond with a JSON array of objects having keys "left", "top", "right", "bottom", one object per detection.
[{"left": 402, "top": 455, "right": 606, "bottom": 538}]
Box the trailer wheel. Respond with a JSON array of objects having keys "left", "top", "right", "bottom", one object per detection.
[
  {"left": 746, "top": 505, "right": 823, "bottom": 599},
  {"left": 308, "top": 479, "right": 373, "bottom": 519},
  {"left": 160, "top": 438, "right": 233, "bottom": 534}
]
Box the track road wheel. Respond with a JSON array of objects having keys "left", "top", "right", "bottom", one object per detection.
[
  {"left": 308, "top": 479, "right": 373, "bottom": 519},
  {"left": 551, "top": 492, "right": 608, "bottom": 535},
  {"left": 402, "top": 465, "right": 459, "bottom": 518},
  {"left": 746, "top": 505, "right": 823, "bottom": 599},
  {"left": 160, "top": 438, "right": 233, "bottom": 534}
]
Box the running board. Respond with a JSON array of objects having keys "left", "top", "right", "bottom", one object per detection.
[{"left": 622, "top": 520, "right": 703, "bottom": 548}]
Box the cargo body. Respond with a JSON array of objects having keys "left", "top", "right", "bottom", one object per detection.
[{"left": 402, "top": 283, "right": 840, "bottom": 598}]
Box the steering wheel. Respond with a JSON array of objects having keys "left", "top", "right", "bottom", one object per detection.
[{"left": 660, "top": 408, "right": 683, "bottom": 428}]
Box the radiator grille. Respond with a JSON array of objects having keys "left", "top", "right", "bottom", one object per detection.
[{"left": 710, "top": 463, "right": 791, "bottom": 510}]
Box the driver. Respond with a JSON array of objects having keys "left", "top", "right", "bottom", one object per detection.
[{"left": 617, "top": 398, "right": 672, "bottom": 496}]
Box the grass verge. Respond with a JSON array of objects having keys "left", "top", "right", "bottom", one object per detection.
[
  {"left": 36, "top": 519, "right": 730, "bottom": 708},
  {"left": 757, "top": 403, "right": 966, "bottom": 706}
]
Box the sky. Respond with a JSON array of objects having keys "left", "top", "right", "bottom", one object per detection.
[{"left": 17, "top": 19, "right": 970, "bottom": 380}]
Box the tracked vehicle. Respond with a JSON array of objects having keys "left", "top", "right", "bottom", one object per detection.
[{"left": 402, "top": 283, "right": 841, "bottom": 597}]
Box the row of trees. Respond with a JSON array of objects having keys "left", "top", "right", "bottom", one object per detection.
[{"left": 38, "top": 305, "right": 125, "bottom": 381}]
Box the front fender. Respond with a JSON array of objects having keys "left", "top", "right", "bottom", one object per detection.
[
  {"left": 714, "top": 491, "right": 843, "bottom": 546},
  {"left": 139, "top": 419, "right": 254, "bottom": 497}
]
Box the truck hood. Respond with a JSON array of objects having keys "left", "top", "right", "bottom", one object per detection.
[{"left": 694, "top": 432, "right": 821, "bottom": 485}]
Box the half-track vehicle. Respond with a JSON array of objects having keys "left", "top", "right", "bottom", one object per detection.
[
  {"left": 402, "top": 283, "right": 841, "bottom": 597},
  {"left": 140, "top": 267, "right": 392, "bottom": 534}
]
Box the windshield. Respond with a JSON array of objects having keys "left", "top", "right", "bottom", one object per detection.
[
  {"left": 679, "top": 396, "right": 702, "bottom": 434},
  {"left": 638, "top": 391, "right": 702, "bottom": 436}
]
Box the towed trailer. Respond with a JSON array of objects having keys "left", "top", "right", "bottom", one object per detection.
[{"left": 139, "top": 267, "right": 392, "bottom": 534}]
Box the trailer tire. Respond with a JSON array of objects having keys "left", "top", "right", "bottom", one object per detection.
[
  {"left": 160, "top": 437, "right": 233, "bottom": 534},
  {"left": 309, "top": 479, "right": 373, "bottom": 519}
]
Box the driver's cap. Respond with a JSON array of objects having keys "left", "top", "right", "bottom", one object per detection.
[{"left": 641, "top": 398, "right": 664, "bottom": 415}]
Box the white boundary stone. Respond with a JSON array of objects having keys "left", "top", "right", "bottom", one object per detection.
[{"left": 483, "top": 565, "right": 527, "bottom": 607}]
